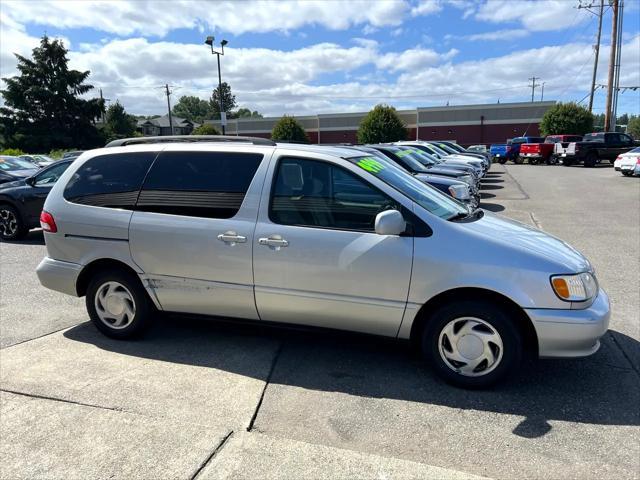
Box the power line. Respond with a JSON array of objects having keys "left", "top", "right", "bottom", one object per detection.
[{"left": 528, "top": 77, "right": 541, "bottom": 102}]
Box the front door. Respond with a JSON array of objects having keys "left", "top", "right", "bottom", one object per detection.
[
  {"left": 129, "top": 149, "right": 268, "bottom": 319},
  {"left": 23, "top": 161, "right": 72, "bottom": 226},
  {"left": 253, "top": 155, "right": 414, "bottom": 337}
]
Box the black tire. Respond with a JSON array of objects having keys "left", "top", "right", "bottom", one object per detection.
[
  {"left": 498, "top": 158, "right": 507, "bottom": 164},
  {"left": 546, "top": 155, "right": 557, "bottom": 165},
  {"left": 86, "top": 268, "right": 153, "bottom": 339},
  {"left": 514, "top": 156, "right": 524, "bottom": 165},
  {"left": 622, "top": 170, "right": 634, "bottom": 177},
  {"left": 421, "top": 300, "right": 522, "bottom": 389},
  {"left": 584, "top": 152, "right": 598, "bottom": 168},
  {"left": 0, "top": 204, "right": 29, "bottom": 240},
  {"left": 529, "top": 158, "right": 538, "bottom": 165},
  {"left": 563, "top": 158, "right": 574, "bottom": 166}
]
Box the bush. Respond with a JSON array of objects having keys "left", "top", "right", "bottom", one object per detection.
[
  {"left": 539, "top": 102, "right": 594, "bottom": 137},
  {"left": 271, "top": 115, "right": 309, "bottom": 143},
  {"left": 0, "top": 148, "right": 25, "bottom": 156},
  {"left": 627, "top": 116, "right": 640, "bottom": 140},
  {"left": 48, "top": 149, "right": 77, "bottom": 159},
  {"left": 191, "top": 124, "right": 220, "bottom": 135},
  {"left": 357, "top": 104, "right": 407, "bottom": 144}
]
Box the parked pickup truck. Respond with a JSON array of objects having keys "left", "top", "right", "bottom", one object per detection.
[
  {"left": 521, "top": 135, "right": 583, "bottom": 165},
  {"left": 561, "top": 132, "right": 639, "bottom": 167},
  {"left": 490, "top": 137, "right": 543, "bottom": 164}
]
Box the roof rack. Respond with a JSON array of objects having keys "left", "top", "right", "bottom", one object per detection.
[{"left": 105, "top": 135, "right": 276, "bottom": 148}]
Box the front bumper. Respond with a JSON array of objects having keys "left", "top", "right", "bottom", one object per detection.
[
  {"left": 525, "top": 288, "right": 610, "bottom": 358},
  {"left": 36, "top": 257, "right": 82, "bottom": 297}
]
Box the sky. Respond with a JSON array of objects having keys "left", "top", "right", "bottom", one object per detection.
[{"left": 1, "top": 0, "right": 639, "bottom": 118}]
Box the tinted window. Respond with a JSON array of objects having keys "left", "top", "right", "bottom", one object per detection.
[
  {"left": 34, "top": 162, "right": 71, "bottom": 187},
  {"left": 137, "top": 151, "right": 263, "bottom": 219},
  {"left": 64, "top": 152, "right": 157, "bottom": 208},
  {"left": 270, "top": 157, "right": 398, "bottom": 232}
]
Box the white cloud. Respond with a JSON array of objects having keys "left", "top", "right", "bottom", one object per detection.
[
  {"left": 1, "top": 0, "right": 408, "bottom": 37},
  {"left": 475, "top": 0, "right": 589, "bottom": 32},
  {"left": 447, "top": 29, "right": 530, "bottom": 42},
  {"left": 411, "top": 1, "right": 443, "bottom": 16}
]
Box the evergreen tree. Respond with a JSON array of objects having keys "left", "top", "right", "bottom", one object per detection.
[
  {"left": 209, "top": 82, "right": 237, "bottom": 119},
  {"left": 104, "top": 101, "right": 137, "bottom": 140},
  {"left": 0, "top": 35, "right": 104, "bottom": 151}
]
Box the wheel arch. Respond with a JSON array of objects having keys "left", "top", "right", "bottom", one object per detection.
[
  {"left": 76, "top": 258, "right": 142, "bottom": 297},
  {"left": 408, "top": 287, "right": 538, "bottom": 358}
]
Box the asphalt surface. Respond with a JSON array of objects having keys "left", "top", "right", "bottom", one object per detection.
[{"left": 1, "top": 162, "right": 638, "bottom": 479}]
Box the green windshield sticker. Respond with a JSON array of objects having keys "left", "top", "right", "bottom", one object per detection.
[
  {"left": 357, "top": 157, "right": 385, "bottom": 173},
  {"left": 396, "top": 149, "right": 412, "bottom": 157}
]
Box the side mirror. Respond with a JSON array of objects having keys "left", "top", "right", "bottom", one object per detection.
[
  {"left": 25, "top": 177, "right": 36, "bottom": 186},
  {"left": 374, "top": 210, "right": 406, "bottom": 236}
]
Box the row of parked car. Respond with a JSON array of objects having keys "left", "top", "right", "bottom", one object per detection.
[
  {"left": 489, "top": 132, "right": 639, "bottom": 168},
  {"left": 0, "top": 143, "right": 488, "bottom": 241}
]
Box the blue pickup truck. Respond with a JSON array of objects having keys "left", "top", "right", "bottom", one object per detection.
[{"left": 490, "top": 136, "right": 544, "bottom": 164}]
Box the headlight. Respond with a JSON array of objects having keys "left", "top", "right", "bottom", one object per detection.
[
  {"left": 448, "top": 184, "right": 470, "bottom": 200},
  {"left": 550, "top": 272, "right": 598, "bottom": 302}
]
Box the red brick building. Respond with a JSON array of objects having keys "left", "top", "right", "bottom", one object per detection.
[{"left": 205, "top": 101, "right": 555, "bottom": 146}]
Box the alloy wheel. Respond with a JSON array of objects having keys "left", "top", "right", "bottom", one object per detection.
[{"left": 0, "top": 208, "right": 18, "bottom": 238}]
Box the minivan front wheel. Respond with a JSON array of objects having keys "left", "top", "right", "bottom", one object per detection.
[
  {"left": 86, "top": 269, "right": 152, "bottom": 339},
  {"left": 422, "top": 301, "right": 522, "bottom": 388}
]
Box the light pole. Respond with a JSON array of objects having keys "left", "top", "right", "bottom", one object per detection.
[{"left": 205, "top": 36, "right": 228, "bottom": 134}]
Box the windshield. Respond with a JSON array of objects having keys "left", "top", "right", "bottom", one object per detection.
[
  {"left": 434, "top": 143, "right": 458, "bottom": 154},
  {"left": 348, "top": 155, "right": 468, "bottom": 220},
  {"left": 377, "top": 147, "right": 432, "bottom": 172},
  {"left": 0, "top": 156, "right": 36, "bottom": 171},
  {"left": 426, "top": 143, "right": 450, "bottom": 156},
  {"left": 629, "top": 147, "right": 640, "bottom": 154}
]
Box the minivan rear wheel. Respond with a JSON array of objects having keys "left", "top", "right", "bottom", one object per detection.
[
  {"left": 422, "top": 300, "right": 522, "bottom": 388},
  {"left": 86, "top": 268, "right": 152, "bottom": 339}
]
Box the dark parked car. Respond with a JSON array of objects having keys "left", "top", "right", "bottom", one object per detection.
[
  {"left": 562, "top": 132, "right": 639, "bottom": 167},
  {"left": 0, "top": 156, "right": 39, "bottom": 185},
  {"left": 0, "top": 160, "right": 72, "bottom": 240}
]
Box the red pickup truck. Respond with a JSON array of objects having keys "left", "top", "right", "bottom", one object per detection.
[{"left": 520, "top": 135, "right": 583, "bottom": 165}]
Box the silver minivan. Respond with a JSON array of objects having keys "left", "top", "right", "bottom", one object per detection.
[{"left": 36, "top": 136, "right": 610, "bottom": 388}]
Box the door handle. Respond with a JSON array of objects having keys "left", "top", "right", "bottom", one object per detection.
[
  {"left": 217, "top": 231, "right": 247, "bottom": 245},
  {"left": 258, "top": 235, "right": 289, "bottom": 249}
]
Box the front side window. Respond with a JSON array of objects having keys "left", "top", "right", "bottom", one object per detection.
[
  {"left": 64, "top": 152, "right": 157, "bottom": 208},
  {"left": 34, "top": 162, "right": 70, "bottom": 187},
  {"left": 270, "top": 157, "right": 398, "bottom": 232},
  {"left": 137, "top": 151, "right": 263, "bottom": 219}
]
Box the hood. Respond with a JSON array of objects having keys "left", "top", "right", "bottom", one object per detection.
[
  {"left": 425, "top": 166, "right": 469, "bottom": 178},
  {"left": 461, "top": 211, "right": 591, "bottom": 273},
  {"left": 0, "top": 178, "right": 27, "bottom": 190},
  {"left": 415, "top": 173, "right": 464, "bottom": 187},
  {"left": 4, "top": 169, "right": 37, "bottom": 179}
]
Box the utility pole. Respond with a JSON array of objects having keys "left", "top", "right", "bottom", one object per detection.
[
  {"left": 165, "top": 84, "right": 174, "bottom": 135},
  {"left": 528, "top": 77, "right": 541, "bottom": 102},
  {"left": 611, "top": 0, "right": 624, "bottom": 131},
  {"left": 604, "top": 0, "right": 619, "bottom": 132},
  {"left": 99, "top": 89, "right": 110, "bottom": 124},
  {"left": 579, "top": 0, "right": 605, "bottom": 112},
  {"left": 540, "top": 82, "right": 546, "bottom": 101}
]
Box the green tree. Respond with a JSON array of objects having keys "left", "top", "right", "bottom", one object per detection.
[
  {"left": 627, "top": 116, "right": 640, "bottom": 140},
  {"left": 104, "top": 101, "right": 136, "bottom": 139},
  {"left": 235, "top": 108, "right": 263, "bottom": 119},
  {"left": 0, "top": 35, "right": 104, "bottom": 151},
  {"left": 539, "top": 102, "right": 594, "bottom": 136},
  {"left": 357, "top": 104, "right": 407, "bottom": 144},
  {"left": 209, "top": 82, "right": 237, "bottom": 120},
  {"left": 271, "top": 115, "right": 309, "bottom": 143},
  {"left": 617, "top": 113, "right": 629, "bottom": 125},
  {"left": 191, "top": 124, "right": 220, "bottom": 135},
  {"left": 172, "top": 95, "right": 212, "bottom": 123}
]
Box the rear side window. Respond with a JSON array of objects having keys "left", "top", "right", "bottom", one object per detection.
[
  {"left": 64, "top": 152, "right": 157, "bottom": 208},
  {"left": 136, "top": 151, "right": 263, "bottom": 219}
]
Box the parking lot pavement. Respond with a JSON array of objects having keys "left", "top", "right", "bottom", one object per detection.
[{"left": 1, "top": 162, "right": 639, "bottom": 479}]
